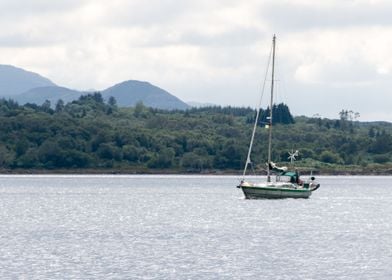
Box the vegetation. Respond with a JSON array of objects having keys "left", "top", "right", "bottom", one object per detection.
[{"left": 0, "top": 94, "right": 391, "bottom": 174}]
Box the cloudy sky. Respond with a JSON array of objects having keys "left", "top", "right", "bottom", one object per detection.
[{"left": 1, "top": 0, "right": 391, "bottom": 121}]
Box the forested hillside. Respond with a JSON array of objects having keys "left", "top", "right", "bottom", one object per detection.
[{"left": 0, "top": 94, "right": 391, "bottom": 174}]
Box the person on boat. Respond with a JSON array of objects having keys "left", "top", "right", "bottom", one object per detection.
[
  {"left": 289, "top": 171, "right": 298, "bottom": 184},
  {"left": 295, "top": 169, "right": 303, "bottom": 185},
  {"left": 286, "top": 169, "right": 302, "bottom": 185}
]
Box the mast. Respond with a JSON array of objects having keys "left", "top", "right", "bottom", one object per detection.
[{"left": 267, "top": 35, "right": 276, "bottom": 182}]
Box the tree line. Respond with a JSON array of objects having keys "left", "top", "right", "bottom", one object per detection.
[{"left": 0, "top": 94, "right": 391, "bottom": 173}]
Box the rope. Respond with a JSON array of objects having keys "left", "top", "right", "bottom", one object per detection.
[{"left": 242, "top": 43, "right": 273, "bottom": 179}]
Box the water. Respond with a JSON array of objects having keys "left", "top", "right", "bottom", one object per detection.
[{"left": 0, "top": 175, "right": 391, "bottom": 279}]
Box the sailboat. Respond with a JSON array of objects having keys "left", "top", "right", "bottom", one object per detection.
[{"left": 237, "top": 35, "right": 320, "bottom": 199}]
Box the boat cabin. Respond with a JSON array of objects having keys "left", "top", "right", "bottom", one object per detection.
[{"left": 276, "top": 171, "right": 300, "bottom": 184}]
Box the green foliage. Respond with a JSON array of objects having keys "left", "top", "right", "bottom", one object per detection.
[
  {"left": 0, "top": 96, "right": 392, "bottom": 173},
  {"left": 319, "top": 151, "right": 343, "bottom": 164},
  {"left": 260, "top": 103, "right": 295, "bottom": 125},
  {"left": 55, "top": 99, "right": 65, "bottom": 113},
  {"left": 373, "top": 154, "right": 390, "bottom": 164},
  {"left": 369, "top": 130, "right": 392, "bottom": 154},
  {"left": 147, "top": 148, "right": 175, "bottom": 168}
]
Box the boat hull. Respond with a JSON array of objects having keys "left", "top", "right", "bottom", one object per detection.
[{"left": 239, "top": 185, "right": 312, "bottom": 199}]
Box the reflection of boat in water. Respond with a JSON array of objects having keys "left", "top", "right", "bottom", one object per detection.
[{"left": 237, "top": 35, "right": 320, "bottom": 199}]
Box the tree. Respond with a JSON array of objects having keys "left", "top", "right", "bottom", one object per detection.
[
  {"left": 92, "top": 92, "right": 104, "bottom": 104},
  {"left": 41, "top": 100, "right": 53, "bottom": 114},
  {"left": 181, "top": 152, "right": 204, "bottom": 170},
  {"left": 15, "top": 138, "right": 29, "bottom": 157},
  {"left": 369, "top": 130, "right": 392, "bottom": 154},
  {"left": 15, "top": 148, "right": 38, "bottom": 168},
  {"left": 108, "top": 96, "right": 117, "bottom": 107},
  {"left": 368, "top": 127, "right": 376, "bottom": 138},
  {"left": 319, "top": 151, "right": 342, "bottom": 164},
  {"left": 213, "top": 140, "right": 245, "bottom": 169},
  {"left": 0, "top": 144, "right": 15, "bottom": 167},
  {"left": 373, "top": 154, "right": 390, "bottom": 164},
  {"left": 97, "top": 143, "right": 122, "bottom": 160},
  {"left": 37, "top": 139, "right": 62, "bottom": 168},
  {"left": 78, "top": 91, "right": 104, "bottom": 104},
  {"left": 55, "top": 99, "right": 65, "bottom": 113},
  {"left": 338, "top": 109, "right": 360, "bottom": 131},
  {"left": 260, "top": 103, "right": 294, "bottom": 125},
  {"left": 134, "top": 101, "right": 146, "bottom": 117},
  {"left": 147, "top": 148, "right": 175, "bottom": 168},
  {"left": 122, "top": 145, "right": 140, "bottom": 162}
]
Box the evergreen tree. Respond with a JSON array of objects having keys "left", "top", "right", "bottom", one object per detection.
[{"left": 55, "top": 99, "right": 65, "bottom": 113}]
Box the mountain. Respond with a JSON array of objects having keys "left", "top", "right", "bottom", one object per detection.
[
  {"left": 0, "top": 64, "right": 56, "bottom": 96},
  {"left": 12, "top": 86, "right": 84, "bottom": 106},
  {"left": 0, "top": 65, "right": 190, "bottom": 110},
  {"left": 102, "top": 80, "right": 189, "bottom": 110}
]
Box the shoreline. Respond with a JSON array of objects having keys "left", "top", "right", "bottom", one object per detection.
[{"left": 1, "top": 167, "right": 392, "bottom": 176}]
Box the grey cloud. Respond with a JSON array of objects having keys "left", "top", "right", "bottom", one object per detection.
[
  {"left": 104, "top": 0, "right": 191, "bottom": 27},
  {"left": 285, "top": 79, "right": 392, "bottom": 121},
  {"left": 295, "top": 58, "right": 385, "bottom": 86},
  {"left": 140, "top": 26, "right": 266, "bottom": 48},
  {"left": 259, "top": 2, "right": 392, "bottom": 31},
  {"left": 0, "top": 34, "right": 48, "bottom": 48},
  {"left": 0, "top": 25, "right": 73, "bottom": 47},
  {"left": 179, "top": 27, "right": 266, "bottom": 47},
  {"left": 0, "top": 0, "right": 83, "bottom": 18},
  {"left": 0, "top": 0, "right": 391, "bottom": 121},
  {"left": 0, "top": 1, "right": 98, "bottom": 48}
]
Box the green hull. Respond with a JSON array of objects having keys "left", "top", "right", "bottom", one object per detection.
[{"left": 239, "top": 184, "right": 312, "bottom": 199}]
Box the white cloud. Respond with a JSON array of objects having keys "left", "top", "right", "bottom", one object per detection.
[
  {"left": 281, "top": 29, "right": 392, "bottom": 87},
  {"left": 0, "top": 0, "right": 391, "bottom": 121}
]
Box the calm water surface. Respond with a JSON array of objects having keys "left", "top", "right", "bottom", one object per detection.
[{"left": 0, "top": 175, "right": 391, "bottom": 279}]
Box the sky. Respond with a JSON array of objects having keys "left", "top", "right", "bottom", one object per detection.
[{"left": 0, "top": 0, "right": 392, "bottom": 121}]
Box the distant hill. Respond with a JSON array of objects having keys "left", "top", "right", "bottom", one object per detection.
[
  {"left": 0, "top": 65, "right": 189, "bottom": 110},
  {"left": 12, "top": 86, "right": 84, "bottom": 106},
  {"left": 0, "top": 64, "right": 56, "bottom": 96},
  {"left": 102, "top": 80, "right": 189, "bottom": 110}
]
